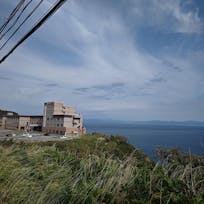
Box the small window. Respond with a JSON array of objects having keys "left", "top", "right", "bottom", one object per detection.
[{"left": 47, "top": 117, "right": 49, "bottom": 120}]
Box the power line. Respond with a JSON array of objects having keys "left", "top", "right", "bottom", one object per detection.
[
  {"left": 0, "top": 0, "right": 33, "bottom": 41},
  {"left": 0, "top": 0, "right": 44, "bottom": 51},
  {"left": 0, "top": 0, "right": 67, "bottom": 64},
  {"left": 0, "top": 0, "right": 25, "bottom": 34}
]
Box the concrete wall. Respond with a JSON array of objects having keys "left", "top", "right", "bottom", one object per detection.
[
  {"left": 0, "top": 116, "right": 6, "bottom": 129},
  {"left": 6, "top": 116, "right": 19, "bottom": 129},
  {"left": 19, "top": 117, "right": 30, "bottom": 130},
  {"left": 43, "top": 102, "right": 75, "bottom": 118},
  {"left": 73, "top": 114, "right": 83, "bottom": 129},
  {"left": 1, "top": 102, "right": 85, "bottom": 135},
  {"left": 64, "top": 116, "right": 73, "bottom": 128},
  {"left": 0, "top": 116, "right": 43, "bottom": 131},
  {"left": 42, "top": 102, "right": 85, "bottom": 135},
  {"left": 42, "top": 127, "right": 66, "bottom": 135},
  {"left": 30, "top": 116, "right": 43, "bottom": 125},
  {"left": 0, "top": 116, "right": 6, "bottom": 128}
]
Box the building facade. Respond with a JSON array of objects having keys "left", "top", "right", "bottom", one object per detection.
[
  {"left": 0, "top": 116, "right": 7, "bottom": 129},
  {"left": 0, "top": 102, "right": 86, "bottom": 135},
  {"left": 0, "top": 115, "right": 43, "bottom": 131},
  {"left": 42, "top": 102, "right": 86, "bottom": 135}
]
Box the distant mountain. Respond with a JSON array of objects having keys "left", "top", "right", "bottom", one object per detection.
[
  {"left": 133, "top": 120, "right": 204, "bottom": 127},
  {"left": 84, "top": 119, "right": 204, "bottom": 127}
]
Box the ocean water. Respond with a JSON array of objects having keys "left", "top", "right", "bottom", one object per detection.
[{"left": 86, "top": 124, "right": 204, "bottom": 158}]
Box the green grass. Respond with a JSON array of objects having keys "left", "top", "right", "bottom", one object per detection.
[{"left": 0, "top": 134, "right": 203, "bottom": 203}]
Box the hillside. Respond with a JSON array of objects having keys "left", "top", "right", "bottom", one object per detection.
[{"left": 0, "top": 133, "right": 203, "bottom": 203}]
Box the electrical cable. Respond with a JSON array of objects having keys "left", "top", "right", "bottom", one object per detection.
[
  {"left": 0, "top": 0, "right": 67, "bottom": 64},
  {"left": 0, "top": 0, "right": 25, "bottom": 34},
  {"left": 0, "top": 0, "right": 34, "bottom": 41},
  {"left": 0, "top": 0, "right": 44, "bottom": 51}
]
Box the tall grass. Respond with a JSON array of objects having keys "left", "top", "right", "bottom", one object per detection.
[{"left": 0, "top": 135, "right": 203, "bottom": 203}]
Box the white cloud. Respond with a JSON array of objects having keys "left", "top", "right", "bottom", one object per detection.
[
  {"left": 130, "top": 0, "right": 202, "bottom": 33},
  {"left": 157, "top": 0, "right": 201, "bottom": 33},
  {"left": 0, "top": 0, "right": 203, "bottom": 120}
]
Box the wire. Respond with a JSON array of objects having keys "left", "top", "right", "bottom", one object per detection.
[
  {"left": 0, "top": 0, "right": 44, "bottom": 51},
  {"left": 0, "top": 0, "right": 67, "bottom": 64},
  {"left": 0, "top": 0, "right": 34, "bottom": 41},
  {"left": 0, "top": 0, "right": 25, "bottom": 34}
]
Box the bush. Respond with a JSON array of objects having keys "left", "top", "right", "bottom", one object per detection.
[{"left": 0, "top": 134, "right": 203, "bottom": 203}]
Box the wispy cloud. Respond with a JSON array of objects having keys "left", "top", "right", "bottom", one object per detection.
[
  {"left": 0, "top": 76, "right": 10, "bottom": 80},
  {"left": 130, "top": 0, "right": 202, "bottom": 33},
  {"left": 0, "top": 0, "right": 203, "bottom": 120}
]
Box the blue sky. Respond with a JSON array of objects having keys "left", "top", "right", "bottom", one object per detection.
[{"left": 0, "top": 0, "right": 204, "bottom": 121}]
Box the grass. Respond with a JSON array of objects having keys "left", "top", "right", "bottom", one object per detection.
[{"left": 0, "top": 133, "right": 203, "bottom": 203}]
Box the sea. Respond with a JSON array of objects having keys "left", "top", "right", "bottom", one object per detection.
[{"left": 86, "top": 123, "right": 204, "bottom": 158}]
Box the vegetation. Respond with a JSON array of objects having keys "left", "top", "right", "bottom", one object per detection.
[{"left": 0, "top": 133, "right": 203, "bottom": 203}]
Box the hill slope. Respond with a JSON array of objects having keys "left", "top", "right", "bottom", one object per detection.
[{"left": 0, "top": 134, "right": 203, "bottom": 203}]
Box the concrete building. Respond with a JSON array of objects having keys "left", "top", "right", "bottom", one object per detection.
[
  {"left": 0, "top": 116, "right": 7, "bottom": 129},
  {"left": 0, "top": 115, "right": 43, "bottom": 131},
  {"left": 0, "top": 102, "right": 86, "bottom": 135},
  {"left": 42, "top": 102, "right": 86, "bottom": 135}
]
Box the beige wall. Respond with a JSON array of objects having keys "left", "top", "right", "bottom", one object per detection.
[
  {"left": 0, "top": 116, "right": 43, "bottom": 130},
  {"left": 0, "top": 116, "right": 6, "bottom": 128},
  {"left": 64, "top": 116, "right": 73, "bottom": 128},
  {"left": 73, "top": 114, "right": 83, "bottom": 129},
  {"left": 0, "top": 102, "right": 85, "bottom": 135},
  {"left": 42, "top": 102, "right": 85, "bottom": 135},
  {"left": 42, "top": 127, "right": 85, "bottom": 135},
  {"left": 43, "top": 102, "right": 75, "bottom": 119},
  {"left": 42, "top": 127, "right": 66, "bottom": 135},
  {"left": 19, "top": 117, "right": 30, "bottom": 130},
  {"left": 45, "top": 116, "right": 64, "bottom": 128},
  {"left": 6, "top": 116, "right": 19, "bottom": 129}
]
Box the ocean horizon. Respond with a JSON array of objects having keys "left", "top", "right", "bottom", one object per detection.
[{"left": 85, "top": 123, "right": 204, "bottom": 158}]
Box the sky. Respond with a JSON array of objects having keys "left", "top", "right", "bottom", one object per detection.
[{"left": 0, "top": 0, "right": 204, "bottom": 121}]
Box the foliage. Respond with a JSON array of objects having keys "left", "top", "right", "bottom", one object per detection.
[{"left": 0, "top": 134, "right": 203, "bottom": 203}]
